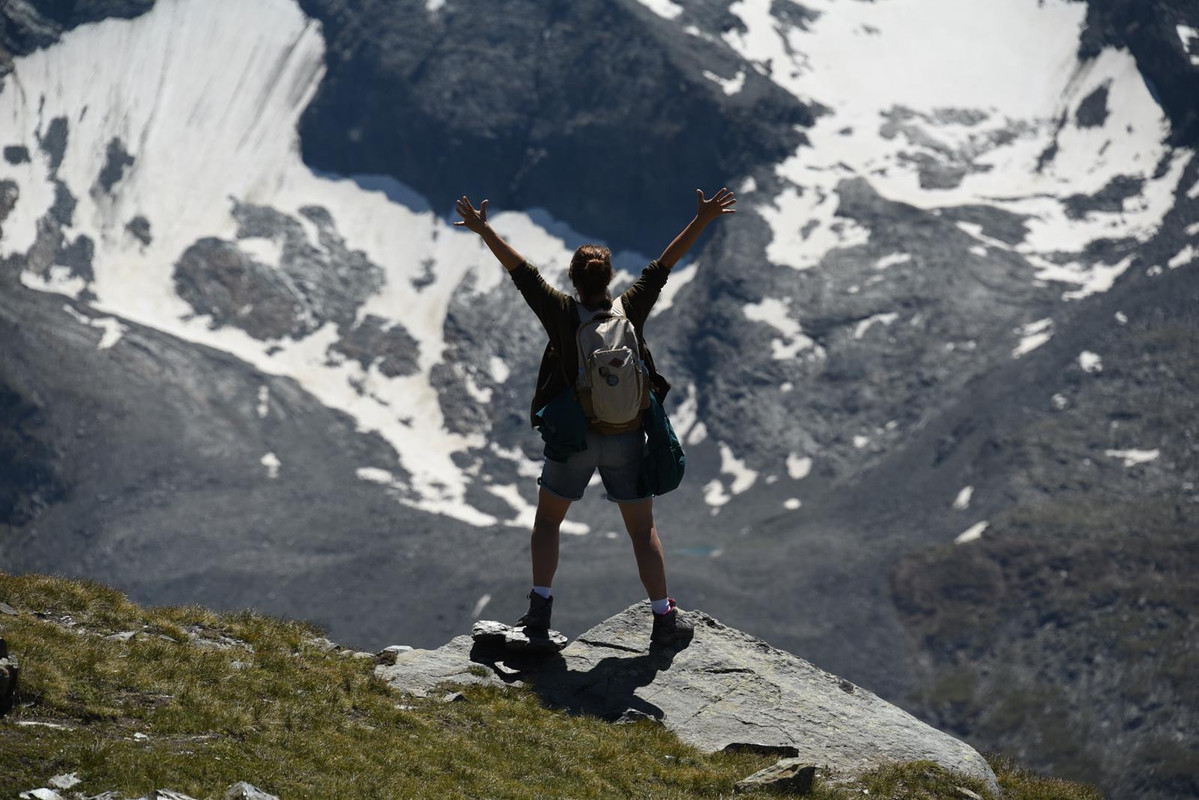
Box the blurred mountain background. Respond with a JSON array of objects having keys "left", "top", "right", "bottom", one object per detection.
[{"left": 1, "top": 0, "right": 1196, "bottom": 796}]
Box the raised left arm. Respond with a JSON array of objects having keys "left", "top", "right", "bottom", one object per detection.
[{"left": 454, "top": 195, "right": 525, "bottom": 272}]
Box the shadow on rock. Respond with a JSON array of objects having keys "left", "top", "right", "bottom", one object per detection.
[{"left": 467, "top": 635, "right": 691, "bottom": 722}]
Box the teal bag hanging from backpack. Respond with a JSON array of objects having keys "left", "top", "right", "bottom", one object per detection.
[{"left": 641, "top": 391, "right": 685, "bottom": 496}]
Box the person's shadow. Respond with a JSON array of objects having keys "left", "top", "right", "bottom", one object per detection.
[{"left": 468, "top": 635, "right": 692, "bottom": 722}]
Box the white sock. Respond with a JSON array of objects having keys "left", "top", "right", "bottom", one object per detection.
[
  {"left": 651, "top": 597, "right": 672, "bottom": 615},
  {"left": 532, "top": 586, "right": 552, "bottom": 600}
]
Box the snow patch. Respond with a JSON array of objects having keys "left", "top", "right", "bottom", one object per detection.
[
  {"left": 1168, "top": 245, "right": 1195, "bottom": 270},
  {"left": 952, "top": 485, "right": 974, "bottom": 510},
  {"left": 20, "top": 267, "right": 87, "bottom": 299},
  {"left": 488, "top": 443, "right": 542, "bottom": 479},
  {"left": 954, "top": 521, "right": 988, "bottom": 545},
  {"left": 256, "top": 385, "right": 270, "bottom": 418},
  {"left": 487, "top": 356, "right": 510, "bottom": 384},
  {"left": 486, "top": 483, "right": 590, "bottom": 534},
  {"left": 1114, "top": 311, "right": 1128, "bottom": 325},
  {"left": 1012, "top": 318, "right": 1053, "bottom": 358},
  {"left": 471, "top": 593, "right": 491, "bottom": 618},
  {"left": 783, "top": 497, "right": 802, "bottom": 510},
  {"left": 786, "top": 454, "right": 812, "bottom": 480},
  {"left": 62, "top": 305, "right": 128, "bottom": 349},
  {"left": 743, "top": 297, "right": 817, "bottom": 359},
  {"left": 1105, "top": 448, "right": 1160, "bottom": 468},
  {"left": 237, "top": 236, "right": 284, "bottom": 268},
  {"left": 1078, "top": 351, "right": 1103, "bottom": 374},
  {"left": 634, "top": 0, "right": 684, "bottom": 20},
  {"left": 670, "top": 383, "right": 700, "bottom": 444},
  {"left": 703, "top": 479, "right": 731, "bottom": 507},
  {"left": 719, "top": 443, "right": 758, "bottom": 494},
  {"left": 853, "top": 435, "right": 870, "bottom": 449},
  {"left": 1178, "top": 25, "right": 1199, "bottom": 66},
  {"left": 853, "top": 312, "right": 898, "bottom": 340},
  {"left": 651, "top": 260, "right": 698, "bottom": 317},
  {"left": 874, "top": 253, "right": 911, "bottom": 270},
  {"left": 260, "top": 452, "right": 280, "bottom": 479},
  {"left": 703, "top": 69, "right": 747, "bottom": 96},
  {"left": 357, "top": 467, "right": 396, "bottom": 485}
]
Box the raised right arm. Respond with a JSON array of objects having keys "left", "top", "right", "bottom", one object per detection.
[
  {"left": 454, "top": 195, "right": 524, "bottom": 272},
  {"left": 657, "top": 187, "right": 737, "bottom": 269}
]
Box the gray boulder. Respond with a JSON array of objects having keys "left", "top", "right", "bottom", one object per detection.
[{"left": 377, "top": 602, "right": 998, "bottom": 793}]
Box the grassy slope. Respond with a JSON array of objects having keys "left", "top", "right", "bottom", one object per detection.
[{"left": 0, "top": 573, "right": 1097, "bottom": 800}]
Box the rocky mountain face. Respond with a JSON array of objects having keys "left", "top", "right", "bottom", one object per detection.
[{"left": 0, "top": 1, "right": 1196, "bottom": 797}]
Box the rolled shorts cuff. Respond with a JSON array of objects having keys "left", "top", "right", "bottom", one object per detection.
[
  {"left": 537, "top": 476, "right": 584, "bottom": 502},
  {"left": 603, "top": 491, "right": 653, "bottom": 505}
]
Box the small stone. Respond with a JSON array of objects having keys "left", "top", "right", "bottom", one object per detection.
[
  {"left": 303, "top": 636, "right": 341, "bottom": 653},
  {"left": 19, "top": 789, "right": 65, "bottom": 800},
  {"left": 614, "top": 708, "right": 661, "bottom": 725},
  {"left": 375, "top": 644, "right": 413, "bottom": 665},
  {"left": 223, "top": 781, "right": 280, "bottom": 800},
  {"left": 492, "top": 661, "right": 521, "bottom": 677},
  {"left": 955, "top": 787, "right": 984, "bottom": 800},
  {"left": 104, "top": 631, "right": 137, "bottom": 642},
  {"left": 132, "top": 731, "right": 149, "bottom": 740},
  {"left": 441, "top": 691, "right": 466, "bottom": 703},
  {"left": 48, "top": 773, "right": 82, "bottom": 790},
  {"left": 230, "top": 661, "right": 251, "bottom": 670},
  {"left": 734, "top": 758, "right": 817, "bottom": 795},
  {"left": 0, "top": 602, "right": 17, "bottom": 615},
  {"left": 148, "top": 791, "right": 201, "bottom": 800}
]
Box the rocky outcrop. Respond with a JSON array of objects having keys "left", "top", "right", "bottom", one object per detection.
[
  {"left": 377, "top": 601, "right": 1000, "bottom": 794},
  {"left": 15, "top": 781, "right": 279, "bottom": 800},
  {"left": 293, "top": 0, "right": 816, "bottom": 253}
]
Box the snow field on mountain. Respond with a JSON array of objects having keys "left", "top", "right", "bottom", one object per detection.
[
  {"left": 713, "top": 0, "right": 1190, "bottom": 296},
  {"left": 0, "top": 0, "right": 593, "bottom": 526}
]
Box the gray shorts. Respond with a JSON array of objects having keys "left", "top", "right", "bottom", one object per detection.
[{"left": 539, "top": 428, "right": 651, "bottom": 504}]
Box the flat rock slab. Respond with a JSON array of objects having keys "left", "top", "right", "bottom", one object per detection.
[
  {"left": 377, "top": 601, "right": 998, "bottom": 794},
  {"left": 472, "top": 620, "right": 568, "bottom": 653}
]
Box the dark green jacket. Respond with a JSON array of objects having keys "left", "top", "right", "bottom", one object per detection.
[{"left": 508, "top": 259, "right": 673, "bottom": 429}]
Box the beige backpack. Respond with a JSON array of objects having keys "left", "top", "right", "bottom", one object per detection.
[{"left": 573, "top": 298, "right": 651, "bottom": 424}]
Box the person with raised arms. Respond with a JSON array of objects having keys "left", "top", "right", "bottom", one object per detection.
[{"left": 454, "top": 188, "right": 735, "bottom": 647}]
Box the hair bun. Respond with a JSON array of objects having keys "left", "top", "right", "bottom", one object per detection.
[{"left": 569, "top": 244, "right": 615, "bottom": 301}]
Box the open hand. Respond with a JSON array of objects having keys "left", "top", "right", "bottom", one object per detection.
[
  {"left": 697, "top": 187, "right": 736, "bottom": 224},
  {"left": 454, "top": 195, "right": 489, "bottom": 234}
]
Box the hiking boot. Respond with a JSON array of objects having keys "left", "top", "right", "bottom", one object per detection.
[
  {"left": 515, "top": 590, "right": 552, "bottom": 638},
  {"left": 650, "top": 598, "right": 693, "bottom": 646}
]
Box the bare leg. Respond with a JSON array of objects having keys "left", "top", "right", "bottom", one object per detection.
[
  {"left": 532, "top": 487, "right": 572, "bottom": 587},
  {"left": 619, "top": 499, "right": 668, "bottom": 600}
]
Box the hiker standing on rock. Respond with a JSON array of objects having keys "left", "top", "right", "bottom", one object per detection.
[{"left": 454, "top": 188, "right": 736, "bottom": 646}]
